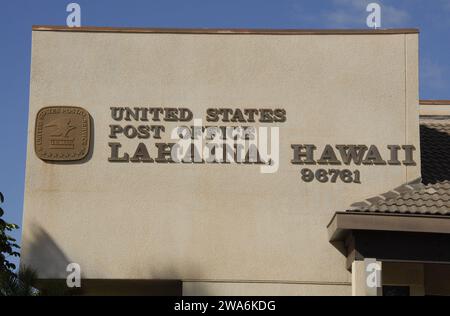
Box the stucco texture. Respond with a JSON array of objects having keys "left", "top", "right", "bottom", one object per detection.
[{"left": 22, "top": 30, "right": 420, "bottom": 295}]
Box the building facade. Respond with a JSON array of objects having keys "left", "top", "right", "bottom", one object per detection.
[{"left": 21, "top": 26, "right": 450, "bottom": 295}]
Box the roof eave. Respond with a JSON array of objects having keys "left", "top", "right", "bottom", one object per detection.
[{"left": 328, "top": 211, "right": 450, "bottom": 243}]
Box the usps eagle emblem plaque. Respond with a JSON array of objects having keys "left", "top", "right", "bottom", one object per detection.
[{"left": 35, "top": 106, "right": 91, "bottom": 161}]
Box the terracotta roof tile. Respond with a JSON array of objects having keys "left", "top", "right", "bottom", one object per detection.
[
  {"left": 348, "top": 119, "right": 450, "bottom": 215},
  {"left": 349, "top": 181, "right": 450, "bottom": 215}
]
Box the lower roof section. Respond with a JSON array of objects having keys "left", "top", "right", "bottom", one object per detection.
[
  {"left": 328, "top": 212, "right": 450, "bottom": 269},
  {"left": 420, "top": 100, "right": 450, "bottom": 116},
  {"left": 328, "top": 212, "right": 450, "bottom": 243}
]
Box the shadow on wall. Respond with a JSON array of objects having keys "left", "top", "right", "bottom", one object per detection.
[
  {"left": 23, "top": 225, "right": 211, "bottom": 295},
  {"left": 145, "top": 265, "right": 208, "bottom": 296},
  {"left": 21, "top": 225, "right": 87, "bottom": 295},
  {"left": 22, "top": 225, "right": 72, "bottom": 279},
  {"left": 420, "top": 125, "right": 450, "bottom": 184}
]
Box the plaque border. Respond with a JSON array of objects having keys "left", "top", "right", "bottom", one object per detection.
[{"left": 34, "top": 106, "right": 91, "bottom": 162}]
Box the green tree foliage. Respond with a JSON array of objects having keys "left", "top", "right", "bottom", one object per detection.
[
  {"left": 0, "top": 192, "right": 20, "bottom": 275},
  {"left": 0, "top": 192, "right": 80, "bottom": 296},
  {"left": 0, "top": 265, "right": 39, "bottom": 296}
]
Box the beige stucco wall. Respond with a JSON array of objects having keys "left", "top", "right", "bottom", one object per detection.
[{"left": 21, "top": 29, "right": 420, "bottom": 295}]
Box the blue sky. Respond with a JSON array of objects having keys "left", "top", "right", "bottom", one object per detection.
[{"left": 1, "top": 0, "right": 449, "bottom": 268}]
